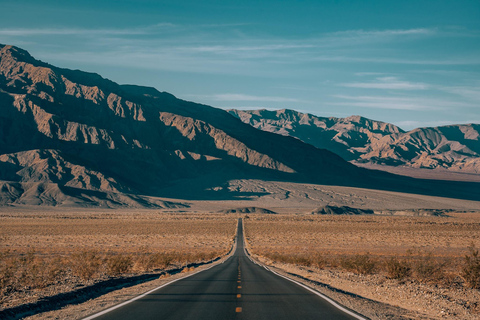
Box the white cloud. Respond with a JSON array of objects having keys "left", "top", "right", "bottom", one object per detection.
[
  {"left": 395, "top": 119, "right": 480, "bottom": 130},
  {"left": 354, "top": 72, "right": 389, "bottom": 77},
  {"left": 332, "top": 95, "right": 474, "bottom": 111},
  {"left": 197, "top": 94, "right": 307, "bottom": 103},
  {"left": 330, "top": 28, "right": 436, "bottom": 38},
  {"left": 441, "top": 86, "right": 480, "bottom": 101},
  {"left": 342, "top": 77, "right": 430, "bottom": 90},
  {"left": 0, "top": 24, "right": 176, "bottom": 36},
  {"left": 311, "top": 55, "right": 480, "bottom": 65},
  {"left": 395, "top": 120, "right": 455, "bottom": 129}
]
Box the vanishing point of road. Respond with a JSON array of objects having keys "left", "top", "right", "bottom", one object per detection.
[{"left": 85, "top": 219, "right": 364, "bottom": 320}]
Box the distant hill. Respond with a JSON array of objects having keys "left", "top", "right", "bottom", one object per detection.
[
  {"left": 228, "top": 109, "right": 480, "bottom": 174},
  {"left": 219, "top": 207, "right": 277, "bottom": 214}
]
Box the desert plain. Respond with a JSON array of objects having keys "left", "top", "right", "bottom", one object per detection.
[{"left": 0, "top": 180, "right": 479, "bottom": 319}]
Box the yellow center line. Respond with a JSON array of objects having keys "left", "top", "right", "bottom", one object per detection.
[
  {"left": 237, "top": 286, "right": 242, "bottom": 289},
  {"left": 236, "top": 307, "right": 242, "bottom": 313},
  {"left": 237, "top": 294, "right": 241, "bottom": 298}
]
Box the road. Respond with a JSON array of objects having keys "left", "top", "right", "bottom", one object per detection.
[{"left": 85, "top": 219, "right": 364, "bottom": 320}]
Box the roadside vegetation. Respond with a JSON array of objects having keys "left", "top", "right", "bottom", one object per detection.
[
  {"left": 0, "top": 210, "right": 236, "bottom": 309},
  {"left": 0, "top": 248, "right": 224, "bottom": 304},
  {"left": 255, "top": 248, "right": 479, "bottom": 287},
  {"left": 245, "top": 213, "right": 480, "bottom": 318},
  {"left": 245, "top": 213, "right": 480, "bottom": 288}
]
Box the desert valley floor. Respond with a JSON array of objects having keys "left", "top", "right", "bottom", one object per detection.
[{"left": 1, "top": 179, "right": 479, "bottom": 320}]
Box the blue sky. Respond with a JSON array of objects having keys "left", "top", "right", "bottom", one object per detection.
[{"left": 1, "top": 0, "right": 479, "bottom": 130}]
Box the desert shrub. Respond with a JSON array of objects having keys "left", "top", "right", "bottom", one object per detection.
[
  {"left": 71, "top": 250, "right": 103, "bottom": 280},
  {"left": 310, "top": 253, "right": 328, "bottom": 269},
  {"left": 413, "top": 253, "right": 446, "bottom": 283},
  {"left": 462, "top": 246, "right": 480, "bottom": 289},
  {"left": 385, "top": 257, "right": 411, "bottom": 280},
  {"left": 0, "top": 251, "right": 68, "bottom": 293},
  {"left": 146, "top": 252, "right": 174, "bottom": 270},
  {"left": 0, "top": 251, "right": 16, "bottom": 295},
  {"left": 45, "top": 256, "right": 66, "bottom": 284},
  {"left": 135, "top": 253, "right": 154, "bottom": 272},
  {"left": 263, "top": 252, "right": 312, "bottom": 267},
  {"left": 293, "top": 255, "right": 312, "bottom": 267},
  {"left": 157, "top": 252, "right": 174, "bottom": 268},
  {"left": 15, "top": 251, "right": 55, "bottom": 289},
  {"left": 340, "top": 254, "right": 376, "bottom": 275},
  {"left": 106, "top": 254, "right": 133, "bottom": 276}
]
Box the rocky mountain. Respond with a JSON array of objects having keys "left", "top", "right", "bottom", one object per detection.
[
  {"left": 0, "top": 44, "right": 366, "bottom": 207},
  {"left": 0, "top": 44, "right": 479, "bottom": 207},
  {"left": 228, "top": 109, "right": 480, "bottom": 173}
]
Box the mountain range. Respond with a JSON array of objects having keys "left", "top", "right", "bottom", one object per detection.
[
  {"left": 228, "top": 109, "right": 480, "bottom": 173},
  {"left": 0, "top": 44, "right": 479, "bottom": 207}
]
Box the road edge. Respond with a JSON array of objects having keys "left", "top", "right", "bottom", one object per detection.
[
  {"left": 81, "top": 219, "right": 240, "bottom": 320},
  {"left": 242, "top": 218, "right": 368, "bottom": 320}
]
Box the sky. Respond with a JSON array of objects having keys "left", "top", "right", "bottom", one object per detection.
[{"left": 0, "top": 0, "right": 479, "bottom": 130}]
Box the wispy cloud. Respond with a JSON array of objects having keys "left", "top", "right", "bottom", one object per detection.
[
  {"left": 0, "top": 24, "right": 176, "bottom": 36},
  {"left": 329, "top": 28, "right": 436, "bottom": 38},
  {"left": 396, "top": 120, "right": 450, "bottom": 128},
  {"left": 332, "top": 95, "right": 474, "bottom": 111},
  {"left": 311, "top": 55, "right": 480, "bottom": 65},
  {"left": 354, "top": 72, "right": 390, "bottom": 77},
  {"left": 395, "top": 119, "right": 480, "bottom": 129},
  {"left": 192, "top": 93, "right": 307, "bottom": 103},
  {"left": 342, "top": 77, "right": 430, "bottom": 90},
  {"left": 5, "top": 22, "right": 477, "bottom": 80},
  {"left": 441, "top": 86, "right": 480, "bottom": 101}
]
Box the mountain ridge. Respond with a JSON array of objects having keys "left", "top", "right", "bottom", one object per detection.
[
  {"left": 228, "top": 109, "right": 480, "bottom": 174},
  {"left": 0, "top": 44, "right": 363, "bottom": 206},
  {"left": 1, "top": 44, "right": 479, "bottom": 207}
]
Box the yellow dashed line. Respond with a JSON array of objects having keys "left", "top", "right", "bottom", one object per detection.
[
  {"left": 238, "top": 286, "right": 242, "bottom": 289},
  {"left": 237, "top": 294, "right": 241, "bottom": 298},
  {"left": 236, "top": 307, "right": 242, "bottom": 313}
]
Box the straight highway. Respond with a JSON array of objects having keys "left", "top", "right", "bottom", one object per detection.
[{"left": 85, "top": 219, "right": 364, "bottom": 320}]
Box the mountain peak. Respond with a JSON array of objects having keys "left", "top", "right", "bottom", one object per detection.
[
  {"left": 0, "top": 44, "right": 367, "bottom": 206},
  {"left": 0, "top": 44, "right": 35, "bottom": 63},
  {"left": 229, "top": 108, "right": 480, "bottom": 173}
]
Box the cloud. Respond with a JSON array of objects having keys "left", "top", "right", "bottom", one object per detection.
[
  {"left": 441, "top": 86, "right": 480, "bottom": 101},
  {"left": 8, "top": 23, "right": 479, "bottom": 82},
  {"left": 331, "top": 95, "right": 474, "bottom": 111},
  {"left": 395, "top": 120, "right": 458, "bottom": 129},
  {"left": 195, "top": 93, "right": 307, "bottom": 103},
  {"left": 0, "top": 24, "right": 177, "bottom": 36},
  {"left": 311, "top": 55, "right": 480, "bottom": 65},
  {"left": 395, "top": 119, "right": 480, "bottom": 130},
  {"left": 354, "top": 72, "right": 389, "bottom": 77},
  {"left": 342, "top": 77, "right": 430, "bottom": 90},
  {"left": 329, "top": 28, "right": 436, "bottom": 38}
]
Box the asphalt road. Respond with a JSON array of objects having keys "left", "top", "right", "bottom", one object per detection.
[{"left": 85, "top": 219, "right": 363, "bottom": 320}]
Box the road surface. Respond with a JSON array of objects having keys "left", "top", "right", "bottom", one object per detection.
[{"left": 85, "top": 219, "right": 364, "bottom": 320}]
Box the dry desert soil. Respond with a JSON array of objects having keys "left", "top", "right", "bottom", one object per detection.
[{"left": 1, "top": 181, "right": 479, "bottom": 319}]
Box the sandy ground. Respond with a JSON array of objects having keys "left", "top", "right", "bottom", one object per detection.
[
  {"left": 252, "top": 256, "right": 480, "bottom": 320},
  {"left": 0, "top": 209, "right": 235, "bottom": 255},
  {"left": 244, "top": 213, "right": 480, "bottom": 257},
  {"left": 353, "top": 163, "right": 480, "bottom": 183},
  {"left": 1, "top": 180, "right": 479, "bottom": 319},
  {"left": 244, "top": 214, "right": 480, "bottom": 319},
  {"left": 161, "top": 179, "right": 480, "bottom": 213},
  {"left": 0, "top": 210, "right": 237, "bottom": 317}
]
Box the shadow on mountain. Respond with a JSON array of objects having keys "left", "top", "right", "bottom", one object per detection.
[{"left": 1, "top": 44, "right": 479, "bottom": 206}]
